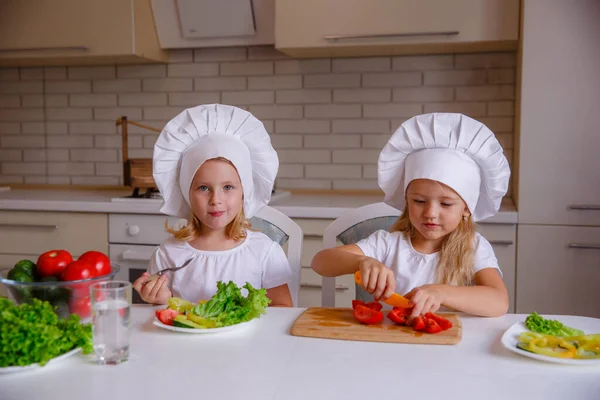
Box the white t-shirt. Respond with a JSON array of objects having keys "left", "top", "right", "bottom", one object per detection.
[
  {"left": 356, "top": 230, "right": 501, "bottom": 296},
  {"left": 148, "top": 230, "right": 292, "bottom": 303}
]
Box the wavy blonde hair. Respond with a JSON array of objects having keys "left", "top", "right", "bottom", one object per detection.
[
  {"left": 389, "top": 209, "right": 476, "bottom": 286},
  {"left": 165, "top": 157, "right": 252, "bottom": 242}
]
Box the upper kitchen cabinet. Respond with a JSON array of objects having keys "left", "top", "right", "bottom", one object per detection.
[
  {"left": 151, "top": 0, "right": 275, "bottom": 48},
  {"left": 0, "top": 0, "right": 167, "bottom": 67},
  {"left": 517, "top": 0, "right": 600, "bottom": 226},
  {"left": 275, "top": 0, "right": 520, "bottom": 58}
]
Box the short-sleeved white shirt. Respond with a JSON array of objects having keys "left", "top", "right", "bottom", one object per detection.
[
  {"left": 356, "top": 230, "right": 500, "bottom": 296},
  {"left": 148, "top": 230, "right": 291, "bottom": 303}
]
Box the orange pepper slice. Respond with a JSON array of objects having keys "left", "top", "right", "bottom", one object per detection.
[{"left": 354, "top": 271, "right": 411, "bottom": 308}]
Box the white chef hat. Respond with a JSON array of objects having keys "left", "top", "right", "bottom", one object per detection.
[
  {"left": 378, "top": 113, "right": 510, "bottom": 222},
  {"left": 152, "top": 104, "right": 279, "bottom": 219}
]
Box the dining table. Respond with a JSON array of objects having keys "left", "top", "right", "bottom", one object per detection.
[{"left": 1, "top": 305, "right": 599, "bottom": 400}]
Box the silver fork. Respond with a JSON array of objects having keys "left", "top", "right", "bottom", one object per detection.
[{"left": 146, "top": 257, "right": 194, "bottom": 282}]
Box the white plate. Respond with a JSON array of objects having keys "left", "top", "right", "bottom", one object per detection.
[
  {"left": 501, "top": 317, "right": 600, "bottom": 365},
  {"left": 0, "top": 347, "right": 82, "bottom": 374},
  {"left": 153, "top": 317, "right": 258, "bottom": 334}
]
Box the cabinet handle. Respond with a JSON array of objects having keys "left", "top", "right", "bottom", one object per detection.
[
  {"left": 489, "top": 240, "right": 514, "bottom": 246},
  {"left": 301, "top": 283, "right": 349, "bottom": 291},
  {"left": 324, "top": 31, "right": 459, "bottom": 41},
  {"left": 568, "top": 205, "right": 600, "bottom": 211},
  {"left": 0, "top": 223, "right": 58, "bottom": 230},
  {"left": 121, "top": 250, "right": 154, "bottom": 261},
  {"left": 0, "top": 46, "right": 90, "bottom": 53},
  {"left": 568, "top": 243, "right": 600, "bottom": 250}
]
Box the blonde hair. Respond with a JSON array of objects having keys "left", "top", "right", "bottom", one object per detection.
[
  {"left": 165, "top": 157, "right": 252, "bottom": 241},
  {"left": 389, "top": 209, "right": 476, "bottom": 286}
]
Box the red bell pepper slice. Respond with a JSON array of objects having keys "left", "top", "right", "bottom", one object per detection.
[{"left": 353, "top": 305, "right": 384, "bottom": 325}]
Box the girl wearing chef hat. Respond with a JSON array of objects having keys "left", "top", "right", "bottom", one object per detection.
[
  {"left": 133, "top": 104, "right": 293, "bottom": 306},
  {"left": 312, "top": 113, "right": 511, "bottom": 320}
]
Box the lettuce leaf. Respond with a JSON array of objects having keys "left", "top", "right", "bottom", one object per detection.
[
  {"left": 0, "top": 298, "right": 93, "bottom": 367},
  {"left": 189, "top": 281, "right": 270, "bottom": 328},
  {"left": 525, "top": 312, "right": 584, "bottom": 337}
]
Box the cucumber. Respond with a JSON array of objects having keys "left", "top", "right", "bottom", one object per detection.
[
  {"left": 516, "top": 342, "right": 533, "bottom": 353},
  {"left": 172, "top": 314, "right": 203, "bottom": 329}
]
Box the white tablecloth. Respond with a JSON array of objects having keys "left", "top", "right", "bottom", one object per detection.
[{"left": 1, "top": 306, "right": 599, "bottom": 400}]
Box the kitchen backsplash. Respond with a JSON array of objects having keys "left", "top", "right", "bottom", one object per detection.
[{"left": 0, "top": 47, "right": 515, "bottom": 193}]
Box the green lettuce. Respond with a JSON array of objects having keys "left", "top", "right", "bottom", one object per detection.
[
  {"left": 525, "top": 312, "right": 584, "bottom": 337},
  {"left": 189, "top": 281, "right": 270, "bottom": 328},
  {"left": 0, "top": 298, "right": 93, "bottom": 367}
]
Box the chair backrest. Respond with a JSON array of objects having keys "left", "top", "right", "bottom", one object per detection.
[
  {"left": 321, "top": 202, "right": 400, "bottom": 307},
  {"left": 250, "top": 206, "right": 303, "bottom": 306}
]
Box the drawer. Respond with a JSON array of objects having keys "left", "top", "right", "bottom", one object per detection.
[
  {"left": 0, "top": 211, "right": 108, "bottom": 256},
  {"left": 477, "top": 223, "right": 516, "bottom": 245},
  {"left": 109, "top": 214, "right": 186, "bottom": 245}
]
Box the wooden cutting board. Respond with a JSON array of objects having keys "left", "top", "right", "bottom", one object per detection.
[{"left": 290, "top": 308, "right": 462, "bottom": 345}]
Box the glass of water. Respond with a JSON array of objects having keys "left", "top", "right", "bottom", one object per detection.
[{"left": 90, "top": 281, "right": 132, "bottom": 365}]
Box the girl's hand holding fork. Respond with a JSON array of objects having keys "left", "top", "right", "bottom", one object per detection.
[{"left": 133, "top": 273, "right": 172, "bottom": 305}]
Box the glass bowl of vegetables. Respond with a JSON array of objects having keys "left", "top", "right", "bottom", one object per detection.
[{"left": 0, "top": 251, "right": 121, "bottom": 321}]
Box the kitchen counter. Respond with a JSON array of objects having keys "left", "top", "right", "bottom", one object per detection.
[
  {"left": 0, "top": 188, "right": 517, "bottom": 223},
  {"left": 0, "top": 306, "right": 598, "bottom": 400}
]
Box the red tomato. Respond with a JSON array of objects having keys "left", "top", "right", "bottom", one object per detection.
[
  {"left": 424, "top": 317, "right": 443, "bottom": 334},
  {"left": 78, "top": 251, "right": 111, "bottom": 277},
  {"left": 70, "top": 295, "right": 91, "bottom": 319},
  {"left": 387, "top": 309, "right": 407, "bottom": 325},
  {"left": 36, "top": 249, "right": 73, "bottom": 278},
  {"left": 61, "top": 260, "right": 97, "bottom": 281},
  {"left": 425, "top": 312, "right": 453, "bottom": 331},
  {"left": 353, "top": 305, "right": 384, "bottom": 325},
  {"left": 352, "top": 300, "right": 367, "bottom": 310},
  {"left": 155, "top": 309, "right": 182, "bottom": 326},
  {"left": 411, "top": 315, "right": 426, "bottom": 331},
  {"left": 365, "top": 301, "right": 383, "bottom": 311}
]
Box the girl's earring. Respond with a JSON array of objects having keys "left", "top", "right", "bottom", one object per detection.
[{"left": 463, "top": 215, "right": 469, "bottom": 221}]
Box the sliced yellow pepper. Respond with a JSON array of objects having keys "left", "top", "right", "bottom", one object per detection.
[{"left": 528, "top": 337, "right": 576, "bottom": 358}]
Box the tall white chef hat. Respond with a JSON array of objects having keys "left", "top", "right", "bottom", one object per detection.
[
  {"left": 152, "top": 104, "right": 279, "bottom": 219},
  {"left": 378, "top": 113, "right": 510, "bottom": 222}
]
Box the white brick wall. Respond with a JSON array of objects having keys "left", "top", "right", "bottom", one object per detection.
[{"left": 0, "top": 48, "right": 515, "bottom": 190}]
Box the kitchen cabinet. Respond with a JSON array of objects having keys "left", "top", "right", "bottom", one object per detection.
[
  {"left": 515, "top": 0, "right": 600, "bottom": 316},
  {"left": 517, "top": 0, "right": 600, "bottom": 226},
  {"left": 478, "top": 223, "right": 517, "bottom": 313},
  {"left": 275, "top": 0, "right": 519, "bottom": 58},
  {"left": 518, "top": 1, "right": 600, "bottom": 227},
  {"left": 0, "top": 0, "right": 167, "bottom": 67},
  {"left": 0, "top": 211, "right": 108, "bottom": 296},
  {"left": 516, "top": 225, "right": 600, "bottom": 318}
]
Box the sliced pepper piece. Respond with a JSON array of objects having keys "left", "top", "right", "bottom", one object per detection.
[{"left": 528, "top": 338, "right": 576, "bottom": 358}]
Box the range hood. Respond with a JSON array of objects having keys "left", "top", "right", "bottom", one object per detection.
[{"left": 151, "top": 0, "right": 274, "bottom": 49}]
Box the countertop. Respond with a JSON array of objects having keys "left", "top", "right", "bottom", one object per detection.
[
  {"left": 0, "top": 188, "right": 517, "bottom": 223},
  {"left": 0, "top": 306, "right": 598, "bottom": 400}
]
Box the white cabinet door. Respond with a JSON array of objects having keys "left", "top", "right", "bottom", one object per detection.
[
  {"left": 276, "top": 0, "right": 519, "bottom": 57},
  {"left": 517, "top": 225, "right": 600, "bottom": 318},
  {"left": 518, "top": 0, "right": 600, "bottom": 226}
]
